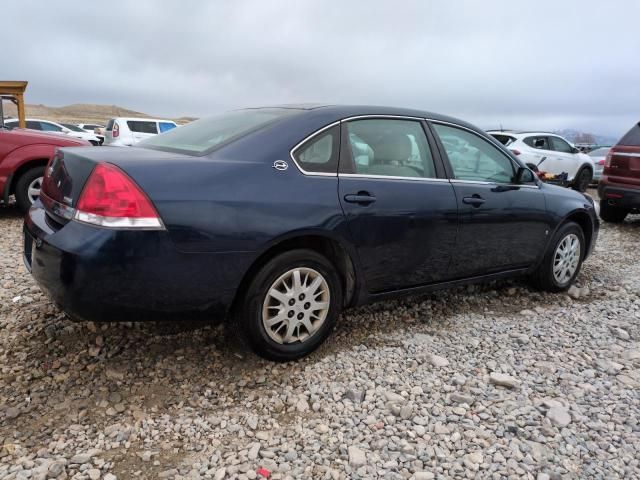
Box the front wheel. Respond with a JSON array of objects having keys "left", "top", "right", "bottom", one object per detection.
[
  {"left": 572, "top": 167, "right": 592, "bottom": 192},
  {"left": 235, "top": 249, "right": 342, "bottom": 361},
  {"left": 14, "top": 166, "right": 45, "bottom": 213},
  {"left": 531, "top": 222, "right": 585, "bottom": 292}
]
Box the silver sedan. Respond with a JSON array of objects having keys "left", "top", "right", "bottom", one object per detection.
[{"left": 589, "top": 146, "right": 611, "bottom": 182}]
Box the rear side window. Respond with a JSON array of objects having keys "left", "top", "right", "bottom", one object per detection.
[
  {"left": 40, "top": 122, "right": 63, "bottom": 132},
  {"left": 524, "top": 136, "right": 549, "bottom": 150},
  {"left": 344, "top": 119, "right": 437, "bottom": 178},
  {"left": 106, "top": 119, "right": 115, "bottom": 131},
  {"left": 619, "top": 122, "right": 640, "bottom": 146},
  {"left": 293, "top": 125, "right": 340, "bottom": 174},
  {"left": 26, "top": 121, "right": 41, "bottom": 130},
  {"left": 127, "top": 121, "right": 158, "bottom": 134}
]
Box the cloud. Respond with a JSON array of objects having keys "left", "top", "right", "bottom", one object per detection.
[{"left": 4, "top": 0, "right": 639, "bottom": 137}]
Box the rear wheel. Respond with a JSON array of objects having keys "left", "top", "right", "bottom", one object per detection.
[
  {"left": 531, "top": 222, "right": 585, "bottom": 292},
  {"left": 14, "top": 166, "right": 45, "bottom": 213},
  {"left": 235, "top": 249, "right": 342, "bottom": 361},
  {"left": 599, "top": 200, "right": 629, "bottom": 223},
  {"left": 572, "top": 167, "right": 592, "bottom": 192}
]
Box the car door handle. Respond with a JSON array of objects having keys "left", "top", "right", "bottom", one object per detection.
[
  {"left": 344, "top": 192, "right": 376, "bottom": 204},
  {"left": 462, "top": 195, "right": 485, "bottom": 207}
]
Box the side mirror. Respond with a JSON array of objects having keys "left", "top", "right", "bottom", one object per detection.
[
  {"left": 515, "top": 166, "right": 535, "bottom": 184},
  {"left": 571, "top": 146, "right": 580, "bottom": 154}
]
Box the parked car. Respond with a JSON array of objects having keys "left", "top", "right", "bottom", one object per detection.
[
  {"left": 0, "top": 124, "right": 90, "bottom": 212},
  {"left": 24, "top": 105, "right": 598, "bottom": 360},
  {"left": 588, "top": 146, "right": 611, "bottom": 182},
  {"left": 597, "top": 122, "right": 640, "bottom": 223},
  {"left": 487, "top": 131, "right": 594, "bottom": 192},
  {"left": 4, "top": 118, "right": 101, "bottom": 145},
  {"left": 77, "top": 123, "right": 106, "bottom": 144},
  {"left": 104, "top": 117, "right": 177, "bottom": 146}
]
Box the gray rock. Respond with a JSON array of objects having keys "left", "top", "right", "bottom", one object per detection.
[
  {"left": 430, "top": 354, "right": 449, "bottom": 368},
  {"left": 489, "top": 372, "right": 520, "bottom": 388},
  {"left": 348, "top": 446, "right": 366, "bottom": 467},
  {"left": 345, "top": 388, "right": 364, "bottom": 403},
  {"left": 546, "top": 406, "right": 571, "bottom": 427}
]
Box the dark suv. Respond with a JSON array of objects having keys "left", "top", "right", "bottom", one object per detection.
[{"left": 598, "top": 122, "right": 640, "bottom": 222}]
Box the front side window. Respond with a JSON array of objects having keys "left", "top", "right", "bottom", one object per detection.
[
  {"left": 549, "top": 136, "right": 573, "bottom": 153},
  {"left": 127, "top": 121, "right": 158, "bottom": 134},
  {"left": 39, "top": 122, "right": 62, "bottom": 132},
  {"left": 293, "top": 125, "right": 339, "bottom": 174},
  {"left": 344, "top": 119, "right": 436, "bottom": 178},
  {"left": 159, "top": 122, "right": 177, "bottom": 133},
  {"left": 433, "top": 123, "right": 515, "bottom": 183}
]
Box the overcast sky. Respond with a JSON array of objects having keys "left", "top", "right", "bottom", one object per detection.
[{"left": 5, "top": 1, "right": 639, "bottom": 137}]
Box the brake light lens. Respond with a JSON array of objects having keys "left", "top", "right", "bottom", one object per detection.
[
  {"left": 74, "top": 163, "right": 163, "bottom": 229},
  {"left": 113, "top": 122, "right": 119, "bottom": 138},
  {"left": 597, "top": 159, "right": 605, "bottom": 166},
  {"left": 604, "top": 152, "right": 613, "bottom": 168},
  {"left": 510, "top": 149, "right": 521, "bottom": 156}
]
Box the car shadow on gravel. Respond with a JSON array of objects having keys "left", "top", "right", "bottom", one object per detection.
[{"left": 0, "top": 203, "right": 22, "bottom": 219}]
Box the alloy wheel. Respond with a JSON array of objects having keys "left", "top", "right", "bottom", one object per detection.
[
  {"left": 553, "top": 233, "right": 581, "bottom": 284},
  {"left": 27, "top": 176, "right": 43, "bottom": 204},
  {"left": 262, "top": 267, "right": 330, "bottom": 344}
]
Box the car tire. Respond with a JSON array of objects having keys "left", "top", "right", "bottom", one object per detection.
[
  {"left": 599, "top": 200, "right": 628, "bottom": 223},
  {"left": 571, "top": 167, "right": 592, "bottom": 192},
  {"left": 14, "top": 166, "right": 45, "bottom": 213},
  {"left": 531, "top": 222, "right": 585, "bottom": 292},
  {"left": 234, "top": 249, "right": 342, "bottom": 361}
]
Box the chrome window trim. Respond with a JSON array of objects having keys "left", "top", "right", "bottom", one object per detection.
[
  {"left": 288, "top": 121, "right": 341, "bottom": 177},
  {"left": 450, "top": 179, "right": 540, "bottom": 189},
  {"left": 339, "top": 173, "right": 449, "bottom": 183},
  {"left": 612, "top": 152, "right": 640, "bottom": 158},
  {"left": 341, "top": 114, "right": 427, "bottom": 122}
]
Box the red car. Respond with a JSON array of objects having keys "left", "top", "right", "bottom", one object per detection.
[
  {"left": 598, "top": 121, "right": 640, "bottom": 222},
  {"left": 1, "top": 125, "right": 89, "bottom": 212}
]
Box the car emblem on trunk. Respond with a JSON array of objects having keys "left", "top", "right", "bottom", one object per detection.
[{"left": 273, "top": 160, "right": 288, "bottom": 171}]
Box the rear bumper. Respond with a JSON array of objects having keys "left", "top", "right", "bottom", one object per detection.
[
  {"left": 24, "top": 204, "right": 251, "bottom": 322},
  {"left": 598, "top": 180, "right": 640, "bottom": 209}
]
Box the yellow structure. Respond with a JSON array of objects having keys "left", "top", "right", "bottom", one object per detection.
[{"left": 0, "top": 81, "right": 28, "bottom": 128}]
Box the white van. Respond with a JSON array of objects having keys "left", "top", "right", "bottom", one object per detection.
[{"left": 104, "top": 117, "right": 177, "bottom": 146}]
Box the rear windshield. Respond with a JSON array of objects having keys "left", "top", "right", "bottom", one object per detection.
[
  {"left": 619, "top": 122, "right": 640, "bottom": 146},
  {"left": 138, "top": 108, "right": 299, "bottom": 155},
  {"left": 490, "top": 133, "right": 516, "bottom": 146}
]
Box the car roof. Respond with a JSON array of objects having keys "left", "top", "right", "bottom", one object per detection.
[
  {"left": 239, "top": 104, "right": 481, "bottom": 132},
  {"left": 487, "top": 130, "right": 562, "bottom": 137},
  {"left": 111, "top": 117, "right": 177, "bottom": 123}
]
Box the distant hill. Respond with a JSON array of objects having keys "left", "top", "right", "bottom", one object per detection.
[
  {"left": 2, "top": 103, "right": 195, "bottom": 125},
  {"left": 554, "top": 129, "right": 618, "bottom": 146}
]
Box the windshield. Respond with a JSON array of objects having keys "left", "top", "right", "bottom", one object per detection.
[
  {"left": 138, "top": 108, "right": 300, "bottom": 155},
  {"left": 62, "top": 123, "right": 85, "bottom": 132}
]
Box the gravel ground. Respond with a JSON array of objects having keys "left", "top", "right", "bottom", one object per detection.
[{"left": 1, "top": 197, "right": 639, "bottom": 480}]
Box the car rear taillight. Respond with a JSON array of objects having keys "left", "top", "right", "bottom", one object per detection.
[
  {"left": 510, "top": 149, "right": 521, "bottom": 156},
  {"left": 113, "top": 122, "right": 120, "bottom": 138},
  {"left": 604, "top": 152, "right": 613, "bottom": 168},
  {"left": 597, "top": 159, "right": 605, "bottom": 166},
  {"left": 74, "top": 163, "right": 163, "bottom": 229}
]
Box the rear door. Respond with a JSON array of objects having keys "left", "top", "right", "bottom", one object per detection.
[
  {"left": 606, "top": 122, "right": 640, "bottom": 186},
  {"left": 128, "top": 120, "right": 158, "bottom": 144},
  {"left": 431, "top": 122, "right": 549, "bottom": 277},
  {"left": 337, "top": 117, "right": 458, "bottom": 293}
]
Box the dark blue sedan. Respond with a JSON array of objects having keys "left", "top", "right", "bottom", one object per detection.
[{"left": 24, "top": 105, "right": 598, "bottom": 360}]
